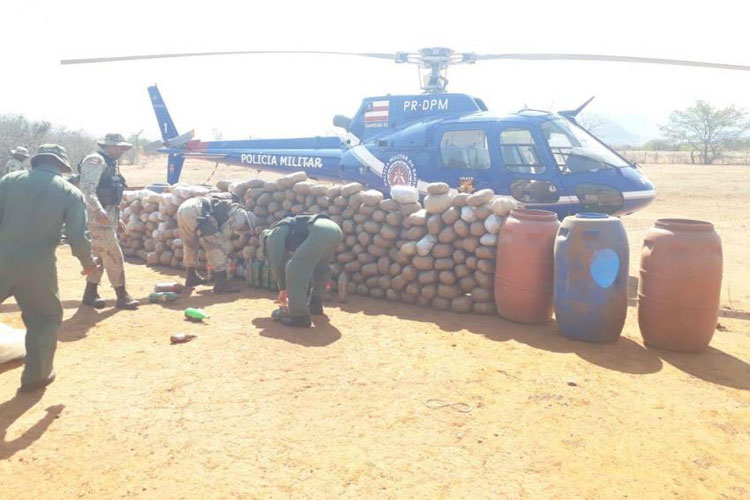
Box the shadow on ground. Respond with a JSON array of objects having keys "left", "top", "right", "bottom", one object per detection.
[
  {"left": 654, "top": 346, "right": 750, "bottom": 390},
  {"left": 333, "top": 295, "right": 750, "bottom": 386},
  {"left": 0, "top": 389, "right": 64, "bottom": 460},
  {"left": 59, "top": 278, "right": 258, "bottom": 342},
  {"left": 252, "top": 315, "right": 341, "bottom": 347}
]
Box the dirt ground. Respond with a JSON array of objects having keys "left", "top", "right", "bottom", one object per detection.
[{"left": 1, "top": 161, "right": 748, "bottom": 498}]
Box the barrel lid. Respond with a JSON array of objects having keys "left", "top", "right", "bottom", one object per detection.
[
  {"left": 576, "top": 212, "right": 609, "bottom": 219},
  {"left": 655, "top": 218, "right": 714, "bottom": 232},
  {"left": 510, "top": 208, "right": 558, "bottom": 221},
  {"left": 146, "top": 183, "right": 170, "bottom": 193}
]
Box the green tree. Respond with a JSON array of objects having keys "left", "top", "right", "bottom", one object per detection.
[{"left": 660, "top": 100, "right": 750, "bottom": 164}]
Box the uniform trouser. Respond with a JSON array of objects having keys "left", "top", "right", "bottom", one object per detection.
[
  {"left": 87, "top": 207, "right": 126, "bottom": 288},
  {"left": 0, "top": 257, "right": 63, "bottom": 386},
  {"left": 286, "top": 219, "right": 343, "bottom": 318},
  {"left": 177, "top": 204, "right": 230, "bottom": 273}
]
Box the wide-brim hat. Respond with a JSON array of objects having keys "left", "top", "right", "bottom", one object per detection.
[
  {"left": 11, "top": 146, "right": 30, "bottom": 158},
  {"left": 97, "top": 132, "right": 132, "bottom": 149},
  {"left": 31, "top": 144, "right": 73, "bottom": 173}
]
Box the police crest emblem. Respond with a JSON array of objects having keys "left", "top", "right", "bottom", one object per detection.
[{"left": 382, "top": 154, "right": 418, "bottom": 188}]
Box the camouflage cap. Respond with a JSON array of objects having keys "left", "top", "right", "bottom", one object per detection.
[
  {"left": 11, "top": 146, "right": 30, "bottom": 158},
  {"left": 31, "top": 144, "right": 73, "bottom": 172},
  {"left": 97, "top": 133, "right": 133, "bottom": 149},
  {"left": 228, "top": 204, "right": 259, "bottom": 233}
]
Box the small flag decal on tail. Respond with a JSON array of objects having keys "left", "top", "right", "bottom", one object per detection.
[{"left": 364, "top": 100, "right": 389, "bottom": 128}]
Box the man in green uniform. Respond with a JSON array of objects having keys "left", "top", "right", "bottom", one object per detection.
[
  {"left": 260, "top": 215, "right": 343, "bottom": 327},
  {"left": 0, "top": 144, "right": 98, "bottom": 392}
]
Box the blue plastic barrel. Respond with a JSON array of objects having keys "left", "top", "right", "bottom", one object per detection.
[
  {"left": 554, "top": 213, "right": 629, "bottom": 342},
  {"left": 146, "top": 183, "right": 170, "bottom": 193}
]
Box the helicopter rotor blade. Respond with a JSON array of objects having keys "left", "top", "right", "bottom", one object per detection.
[
  {"left": 60, "top": 50, "right": 396, "bottom": 65},
  {"left": 467, "top": 53, "right": 750, "bottom": 72}
]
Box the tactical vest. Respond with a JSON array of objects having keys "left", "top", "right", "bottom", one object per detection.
[
  {"left": 96, "top": 153, "right": 125, "bottom": 208},
  {"left": 210, "top": 197, "right": 233, "bottom": 228},
  {"left": 273, "top": 214, "right": 330, "bottom": 251},
  {"left": 195, "top": 196, "right": 235, "bottom": 237}
]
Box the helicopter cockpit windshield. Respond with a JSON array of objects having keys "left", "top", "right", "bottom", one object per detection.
[{"left": 542, "top": 118, "right": 630, "bottom": 174}]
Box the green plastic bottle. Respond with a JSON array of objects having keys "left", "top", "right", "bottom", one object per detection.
[
  {"left": 184, "top": 308, "right": 210, "bottom": 322},
  {"left": 149, "top": 291, "right": 180, "bottom": 303},
  {"left": 260, "top": 262, "right": 270, "bottom": 289}
]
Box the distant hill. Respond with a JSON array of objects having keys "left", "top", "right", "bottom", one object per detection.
[{"left": 584, "top": 113, "right": 660, "bottom": 148}]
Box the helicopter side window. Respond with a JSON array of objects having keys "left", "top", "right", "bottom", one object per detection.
[
  {"left": 499, "top": 129, "right": 545, "bottom": 174},
  {"left": 439, "top": 130, "right": 491, "bottom": 170}
]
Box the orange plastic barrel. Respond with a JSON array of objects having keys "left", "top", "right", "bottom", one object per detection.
[
  {"left": 638, "top": 218, "right": 722, "bottom": 352},
  {"left": 495, "top": 209, "right": 560, "bottom": 323}
]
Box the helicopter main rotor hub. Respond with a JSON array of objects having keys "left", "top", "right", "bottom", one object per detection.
[{"left": 394, "top": 47, "right": 477, "bottom": 94}]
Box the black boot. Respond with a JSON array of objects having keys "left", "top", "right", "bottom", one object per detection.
[
  {"left": 281, "top": 315, "right": 311, "bottom": 328},
  {"left": 309, "top": 296, "right": 324, "bottom": 315},
  {"left": 213, "top": 270, "right": 240, "bottom": 294},
  {"left": 185, "top": 267, "right": 207, "bottom": 287},
  {"left": 18, "top": 372, "right": 56, "bottom": 394},
  {"left": 82, "top": 282, "right": 106, "bottom": 309},
  {"left": 271, "top": 307, "right": 287, "bottom": 322},
  {"left": 115, "top": 286, "right": 140, "bottom": 310}
]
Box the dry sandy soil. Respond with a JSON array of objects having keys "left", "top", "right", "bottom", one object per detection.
[{"left": 1, "top": 161, "right": 748, "bottom": 498}]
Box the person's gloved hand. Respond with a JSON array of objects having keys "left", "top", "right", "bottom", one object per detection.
[
  {"left": 81, "top": 258, "right": 102, "bottom": 276},
  {"left": 276, "top": 289, "right": 288, "bottom": 308}
]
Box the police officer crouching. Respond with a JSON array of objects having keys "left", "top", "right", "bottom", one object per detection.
[
  {"left": 260, "top": 214, "right": 343, "bottom": 327},
  {"left": 176, "top": 195, "right": 259, "bottom": 293}
]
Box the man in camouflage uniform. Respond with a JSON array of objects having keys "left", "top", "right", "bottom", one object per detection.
[
  {"left": 0, "top": 144, "right": 98, "bottom": 392},
  {"left": 79, "top": 133, "right": 139, "bottom": 310},
  {"left": 1, "top": 146, "right": 30, "bottom": 177},
  {"left": 176, "top": 195, "right": 258, "bottom": 293},
  {"left": 260, "top": 215, "right": 343, "bottom": 327}
]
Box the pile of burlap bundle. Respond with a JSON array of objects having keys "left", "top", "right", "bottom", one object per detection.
[
  {"left": 120, "top": 171, "right": 518, "bottom": 314},
  {"left": 119, "top": 184, "right": 243, "bottom": 273},
  {"left": 231, "top": 172, "right": 518, "bottom": 315}
]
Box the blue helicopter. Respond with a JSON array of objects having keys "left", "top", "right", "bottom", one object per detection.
[{"left": 62, "top": 48, "right": 750, "bottom": 217}]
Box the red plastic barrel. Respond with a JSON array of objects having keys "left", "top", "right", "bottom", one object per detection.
[
  {"left": 495, "top": 209, "right": 560, "bottom": 323},
  {"left": 638, "top": 218, "right": 722, "bottom": 352}
]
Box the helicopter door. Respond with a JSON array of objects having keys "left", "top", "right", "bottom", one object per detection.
[
  {"left": 497, "top": 126, "right": 562, "bottom": 206},
  {"left": 435, "top": 126, "right": 495, "bottom": 190}
]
